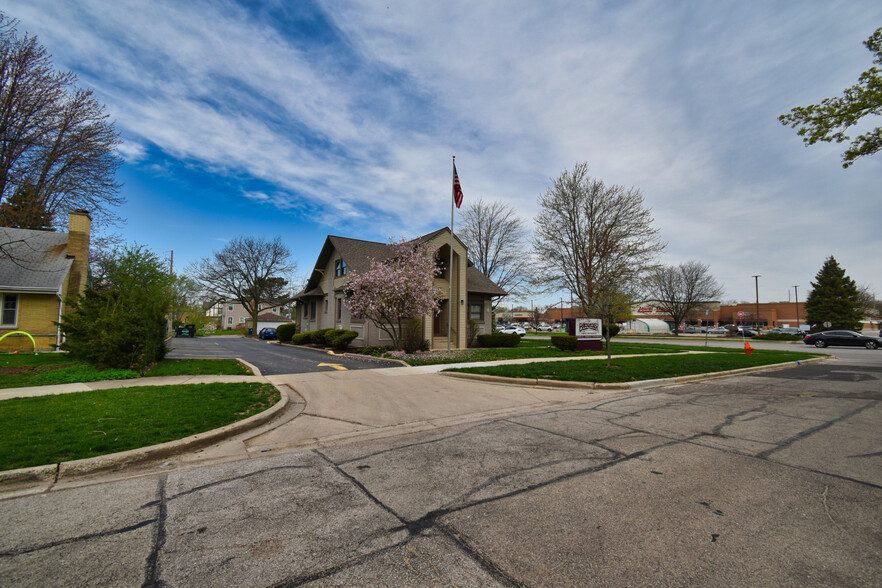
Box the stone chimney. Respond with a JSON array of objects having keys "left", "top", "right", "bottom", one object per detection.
[{"left": 66, "top": 210, "right": 91, "bottom": 296}]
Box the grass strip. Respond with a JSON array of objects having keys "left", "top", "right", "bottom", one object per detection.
[
  {"left": 144, "top": 359, "right": 251, "bottom": 377},
  {"left": 0, "top": 355, "right": 250, "bottom": 388},
  {"left": 0, "top": 382, "right": 279, "bottom": 471},
  {"left": 363, "top": 341, "right": 688, "bottom": 366},
  {"left": 444, "top": 350, "right": 820, "bottom": 383}
]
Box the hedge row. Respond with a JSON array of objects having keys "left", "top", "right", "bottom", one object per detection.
[
  {"left": 290, "top": 328, "right": 359, "bottom": 350},
  {"left": 550, "top": 334, "right": 577, "bottom": 351},
  {"left": 276, "top": 323, "right": 297, "bottom": 343},
  {"left": 754, "top": 333, "right": 804, "bottom": 341},
  {"left": 476, "top": 333, "right": 521, "bottom": 348}
]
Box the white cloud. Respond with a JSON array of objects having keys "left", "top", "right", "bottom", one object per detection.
[{"left": 7, "top": 0, "right": 881, "bottom": 302}]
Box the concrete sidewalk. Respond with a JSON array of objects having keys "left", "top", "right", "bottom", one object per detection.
[{"left": 0, "top": 374, "right": 269, "bottom": 400}]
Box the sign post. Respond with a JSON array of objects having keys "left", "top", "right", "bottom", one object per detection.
[{"left": 571, "top": 318, "right": 603, "bottom": 351}]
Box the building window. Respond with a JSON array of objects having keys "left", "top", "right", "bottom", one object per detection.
[
  {"left": 335, "top": 259, "right": 347, "bottom": 277},
  {"left": 310, "top": 300, "right": 316, "bottom": 319},
  {"left": 227, "top": 317, "right": 233, "bottom": 325},
  {"left": 336, "top": 299, "right": 342, "bottom": 321},
  {"left": 228, "top": 304, "right": 233, "bottom": 311},
  {"left": 324, "top": 299, "right": 329, "bottom": 314},
  {"left": 239, "top": 317, "right": 246, "bottom": 323},
  {"left": 469, "top": 302, "right": 483, "bottom": 321},
  {"left": 2, "top": 294, "right": 18, "bottom": 326}
]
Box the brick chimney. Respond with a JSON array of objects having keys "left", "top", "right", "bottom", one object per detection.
[{"left": 66, "top": 210, "right": 91, "bottom": 296}]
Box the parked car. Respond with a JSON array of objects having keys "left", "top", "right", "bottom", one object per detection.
[
  {"left": 498, "top": 325, "right": 526, "bottom": 336},
  {"left": 257, "top": 327, "right": 277, "bottom": 340},
  {"left": 537, "top": 324, "right": 554, "bottom": 332},
  {"left": 768, "top": 327, "right": 806, "bottom": 336},
  {"left": 683, "top": 325, "right": 704, "bottom": 334},
  {"left": 707, "top": 326, "right": 728, "bottom": 334},
  {"left": 803, "top": 330, "right": 879, "bottom": 349},
  {"left": 736, "top": 326, "right": 757, "bottom": 337}
]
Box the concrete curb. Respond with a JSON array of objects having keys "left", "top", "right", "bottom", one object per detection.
[
  {"left": 439, "top": 356, "right": 832, "bottom": 390},
  {"left": 0, "top": 382, "right": 289, "bottom": 494},
  {"left": 278, "top": 342, "right": 412, "bottom": 367}
]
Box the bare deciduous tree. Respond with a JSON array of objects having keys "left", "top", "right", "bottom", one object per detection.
[
  {"left": 0, "top": 13, "right": 122, "bottom": 232},
  {"left": 645, "top": 261, "right": 724, "bottom": 335},
  {"left": 459, "top": 198, "right": 530, "bottom": 305},
  {"left": 533, "top": 162, "right": 665, "bottom": 365},
  {"left": 189, "top": 236, "right": 297, "bottom": 335}
]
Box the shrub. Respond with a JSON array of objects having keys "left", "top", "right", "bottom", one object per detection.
[
  {"left": 354, "top": 345, "right": 393, "bottom": 356},
  {"left": 327, "top": 329, "right": 359, "bottom": 350},
  {"left": 476, "top": 333, "right": 521, "bottom": 348},
  {"left": 291, "top": 332, "right": 313, "bottom": 345},
  {"left": 58, "top": 245, "right": 171, "bottom": 374},
  {"left": 401, "top": 318, "right": 428, "bottom": 354},
  {"left": 550, "top": 334, "right": 578, "bottom": 351},
  {"left": 466, "top": 319, "right": 481, "bottom": 348},
  {"left": 311, "top": 328, "right": 333, "bottom": 345},
  {"left": 604, "top": 324, "right": 621, "bottom": 339},
  {"left": 276, "top": 323, "right": 297, "bottom": 343}
]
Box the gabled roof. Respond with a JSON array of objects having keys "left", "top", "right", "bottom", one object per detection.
[
  {"left": 467, "top": 266, "right": 508, "bottom": 296},
  {"left": 294, "top": 227, "right": 507, "bottom": 299},
  {"left": 0, "top": 227, "right": 72, "bottom": 293}
]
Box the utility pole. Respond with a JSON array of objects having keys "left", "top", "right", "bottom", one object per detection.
[
  {"left": 752, "top": 275, "right": 761, "bottom": 332},
  {"left": 794, "top": 285, "right": 800, "bottom": 329}
]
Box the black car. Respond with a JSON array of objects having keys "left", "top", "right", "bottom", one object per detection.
[
  {"left": 257, "top": 327, "right": 277, "bottom": 340},
  {"left": 803, "top": 330, "right": 879, "bottom": 349}
]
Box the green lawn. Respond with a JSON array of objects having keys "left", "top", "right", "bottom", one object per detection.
[
  {"left": 358, "top": 339, "right": 759, "bottom": 367},
  {"left": 0, "top": 355, "right": 251, "bottom": 389},
  {"left": 0, "top": 382, "right": 279, "bottom": 470},
  {"left": 445, "top": 350, "right": 820, "bottom": 383}
]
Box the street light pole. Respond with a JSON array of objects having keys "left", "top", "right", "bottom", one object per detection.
[
  {"left": 752, "top": 275, "right": 761, "bottom": 332},
  {"left": 794, "top": 285, "right": 800, "bottom": 328}
]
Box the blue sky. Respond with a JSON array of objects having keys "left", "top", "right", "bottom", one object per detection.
[{"left": 7, "top": 0, "right": 881, "bottom": 307}]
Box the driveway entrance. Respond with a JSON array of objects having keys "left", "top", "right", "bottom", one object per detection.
[{"left": 167, "top": 336, "right": 400, "bottom": 375}]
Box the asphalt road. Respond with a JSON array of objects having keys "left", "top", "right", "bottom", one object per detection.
[
  {"left": 167, "top": 335, "right": 401, "bottom": 375},
  {"left": 1, "top": 352, "right": 879, "bottom": 586}
]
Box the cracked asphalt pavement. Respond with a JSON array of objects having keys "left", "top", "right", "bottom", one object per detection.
[{"left": 1, "top": 355, "right": 880, "bottom": 586}]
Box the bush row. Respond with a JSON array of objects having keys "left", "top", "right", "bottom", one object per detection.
[
  {"left": 753, "top": 333, "right": 804, "bottom": 341},
  {"left": 290, "top": 328, "right": 359, "bottom": 350},
  {"left": 476, "top": 333, "right": 521, "bottom": 348},
  {"left": 276, "top": 323, "right": 297, "bottom": 343}
]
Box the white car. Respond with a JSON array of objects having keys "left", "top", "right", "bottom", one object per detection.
[
  {"left": 498, "top": 325, "right": 526, "bottom": 336},
  {"left": 537, "top": 324, "right": 554, "bottom": 332}
]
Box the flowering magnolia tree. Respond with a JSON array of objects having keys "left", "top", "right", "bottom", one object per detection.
[{"left": 346, "top": 238, "right": 445, "bottom": 350}]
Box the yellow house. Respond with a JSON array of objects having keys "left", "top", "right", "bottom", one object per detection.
[
  {"left": 0, "top": 211, "right": 91, "bottom": 351},
  {"left": 294, "top": 227, "right": 507, "bottom": 350}
]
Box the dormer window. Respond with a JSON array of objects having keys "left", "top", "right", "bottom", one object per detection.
[{"left": 335, "top": 259, "right": 347, "bottom": 277}]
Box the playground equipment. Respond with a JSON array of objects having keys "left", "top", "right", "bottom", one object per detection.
[{"left": 0, "top": 331, "right": 37, "bottom": 354}]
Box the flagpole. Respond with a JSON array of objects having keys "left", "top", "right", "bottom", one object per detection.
[{"left": 448, "top": 155, "right": 455, "bottom": 351}]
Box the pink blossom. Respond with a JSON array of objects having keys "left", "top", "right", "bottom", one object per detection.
[{"left": 346, "top": 238, "right": 444, "bottom": 350}]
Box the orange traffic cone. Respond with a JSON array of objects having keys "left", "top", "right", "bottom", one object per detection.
[{"left": 744, "top": 342, "right": 753, "bottom": 355}]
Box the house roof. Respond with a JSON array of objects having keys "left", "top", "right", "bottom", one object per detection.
[
  {"left": 294, "top": 227, "right": 507, "bottom": 299},
  {"left": 0, "top": 227, "right": 73, "bottom": 293},
  {"left": 466, "top": 266, "right": 507, "bottom": 296}
]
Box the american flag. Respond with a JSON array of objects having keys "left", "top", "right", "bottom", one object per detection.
[{"left": 453, "top": 163, "right": 463, "bottom": 208}]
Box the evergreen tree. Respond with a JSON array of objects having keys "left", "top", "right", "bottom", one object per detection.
[
  {"left": 804, "top": 256, "right": 862, "bottom": 331},
  {"left": 0, "top": 181, "right": 54, "bottom": 229},
  {"left": 59, "top": 245, "right": 172, "bottom": 373}
]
